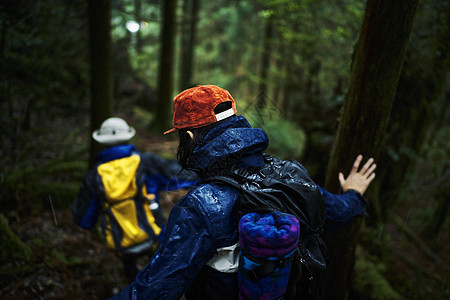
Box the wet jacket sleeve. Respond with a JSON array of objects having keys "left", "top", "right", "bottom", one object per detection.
[
  {"left": 71, "top": 170, "right": 100, "bottom": 229},
  {"left": 140, "top": 153, "right": 198, "bottom": 192},
  {"left": 318, "top": 186, "right": 368, "bottom": 224},
  {"left": 110, "top": 193, "right": 219, "bottom": 300}
]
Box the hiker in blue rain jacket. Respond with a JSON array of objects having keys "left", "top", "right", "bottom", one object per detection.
[
  {"left": 71, "top": 117, "right": 197, "bottom": 282},
  {"left": 112, "top": 86, "right": 376, "bottom": 299}
]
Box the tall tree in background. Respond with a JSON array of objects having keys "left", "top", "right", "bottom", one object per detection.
[
  {"left": 377, "top": 0, "right": 450, "bottom": 225},
  {"left": 323, "top": 0, "right": 419, "bottom": 299},
  {"left": 134, "top": 0, "right": 143, "bottom": 53},
  {"left": 88, "top": 0, "right": 112, "bottom": 166},
  {"left": 257, "top": 15, "right": 273, "bottom": 108},
  {"left": 154, "top": 0, "right": 176, "bottom": 131},
  {"left": 178, "top": 0, "right": 200, "bottom": 91}
]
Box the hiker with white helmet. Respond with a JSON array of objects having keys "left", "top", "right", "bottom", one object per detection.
[
  {"left": 71, "top": 117, "right": 197, "bottom": 283},
  {"left": 91, "top": 117, "right": 137, "bottom": 145}
]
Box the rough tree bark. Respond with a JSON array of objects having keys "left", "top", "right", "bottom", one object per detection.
[
  {"left": 135, "top": 0, "right": 142, "bottom": 53},
  {"left": 377, "top": 0, "right": 450, "bottom": 224},
  {"left": 257, "top": 17, "right": 273, "bottom": 108},
  {"left": 323, "top": 1, "right": 419, "bottom": 299},
  {"left": 178, "top": 0, "right": 199, "bottom": 92},
  {"left": 88, "top": 0, "right": 112, "bottom": 166},
  {"left": 153, "top": 0, "right": 176, "bottom": 132}
]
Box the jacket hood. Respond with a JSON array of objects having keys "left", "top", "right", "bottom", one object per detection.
[
  {"left": 95, "top": 144, "right": 138, "bottom": 165},
  {"left": 189, "top": 116, "right": 269, "bottom": 171}
]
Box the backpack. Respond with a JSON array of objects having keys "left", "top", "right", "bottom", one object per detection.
[
  {"left": 204, "top": 154, "right": 327, "bottom": 300},
  {"left": 96, "top": 154, "right": 165, "bottom": 258},
  {"left": 238, "top": 211, "right": 300, "bottom": 300}
]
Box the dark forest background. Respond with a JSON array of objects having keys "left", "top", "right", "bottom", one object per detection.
[{"left": 0, "top": 0, "right": 448, "bottom": 299}]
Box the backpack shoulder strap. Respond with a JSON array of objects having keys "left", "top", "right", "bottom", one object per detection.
[{"left": 200, "top": 174, "right": 242, "bottom": 189}]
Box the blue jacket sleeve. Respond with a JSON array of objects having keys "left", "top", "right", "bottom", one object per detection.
[
  {"left": 110, "top": 193, "right": 218, "bottom": 300},
  {"left": 141, "top": 153, "right": 198, "bottom": 192},
  {"left": 71, "top": 170, "right": 100, "bottom": 229},
  {"left": 318, "top": 186, "right": 368, "bottom": 225}
]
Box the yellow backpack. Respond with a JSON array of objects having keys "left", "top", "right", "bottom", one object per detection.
[{"left": 97, "top": 154, "right": 162, "bottom": 255}]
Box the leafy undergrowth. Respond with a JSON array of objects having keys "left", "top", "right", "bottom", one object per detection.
[
  {"left": 1, "top": 209, "right": 127, "bottom": 299},
  {"left": 0, "top": 188, "right": 185, "bottom": 300}
]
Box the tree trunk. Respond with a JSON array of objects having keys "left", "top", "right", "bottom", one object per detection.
[
  {"left": 324, "top": 1, "right": 418, "bottom": 299},
  {"left": 154, "top": 0, "right": 176, "bottom": 132},
  {"left": 135, "top": 0, "right": 143, "bottom": 53},
  {"left": 257, "top": 17, "right": 273, "bottom": 108},
  {"left": 88, "top": 0, "right": 112, "bottom": 166},
  {"left": 178, "top": 0, "right": 199, "bottom": 92},
  {"left": 377, "top": 0, "right": 450, "bottom": 223}
]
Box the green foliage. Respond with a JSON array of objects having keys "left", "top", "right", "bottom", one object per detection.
[
  {"left": 112, "top": 7, "right": 161, "bottom": 87},
  {"left": 1, "top": 150, "right": 88, "bottom": 214},
  {"left": 32, "top": 237, "right": 45, "bottom": 247},
  {"left": 264, "top": 118, "right": 306, "bottom": 160},
  {"left": 260, "top": 0, "right": 364, "bottom": 100},
  {"left": 0, "top": 214, "right": 32, "bottom": 264},
  {"left": 192, "top": 0, "right": 264, "bottom": 94},
  {"left": 1, "top": 0, "right": 92, "bottom": 215},
  {"left": 51, "top": 248, "right": 83, "bottom": 267},
  {"left": 246, "top": 107, "right": 306, "bottom": 160},
  {"left": 1, "top": 0, "right": 90, "bottom": 119},
  {"left": 352, "top": 246, "right": 403, "bottom": 300}
]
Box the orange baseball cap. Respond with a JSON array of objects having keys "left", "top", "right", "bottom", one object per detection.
[{"left": 164, "top": 85, "right": 237, "bottom": 134}]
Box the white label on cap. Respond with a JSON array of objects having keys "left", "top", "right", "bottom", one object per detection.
[{"left": 215, "top": 108, "right": 235, "bottom": 121}]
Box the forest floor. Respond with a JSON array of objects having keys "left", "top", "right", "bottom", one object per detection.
[
  {"left": 1, "top": 195, "right": 184, "bottom": 300},
  {"left": 0, "top": 131, "right": 186, "bottom": 300},
  {"left": 1, "top": 128, "right": 448, "bottom": 299}
]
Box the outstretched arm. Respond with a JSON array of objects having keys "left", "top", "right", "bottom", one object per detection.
[{"left": 338, "top": 154, "right": 376, "bottom": 195}]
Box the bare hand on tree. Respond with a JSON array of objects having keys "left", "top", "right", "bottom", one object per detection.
[{"left": 338, "top": 154, "right": 376, "bottom": 195}]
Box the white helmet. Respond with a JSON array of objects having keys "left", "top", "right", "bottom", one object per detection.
[{"left": 92, "top": 117, "right": 136, "bottom": 146}]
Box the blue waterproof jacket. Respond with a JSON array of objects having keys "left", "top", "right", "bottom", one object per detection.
[
  {"left": 112, "top": 116, "right": 367, "bottom": 299},
  {"left": 320, "top": 187, "right": 367, "bottom": 230}
]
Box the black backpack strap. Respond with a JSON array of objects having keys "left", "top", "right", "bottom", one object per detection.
[
  {"left": 284, "top": 249, "right": 303, "bottom": 300},
  {"left": 243, "top": 251, "right": 297, "bottom": 282},
  {"left": 200, "top": 174, "right": 278, "bottom": 217},
  {"left": 200, "top": 174, "right": 242, "bottom": 188}
]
